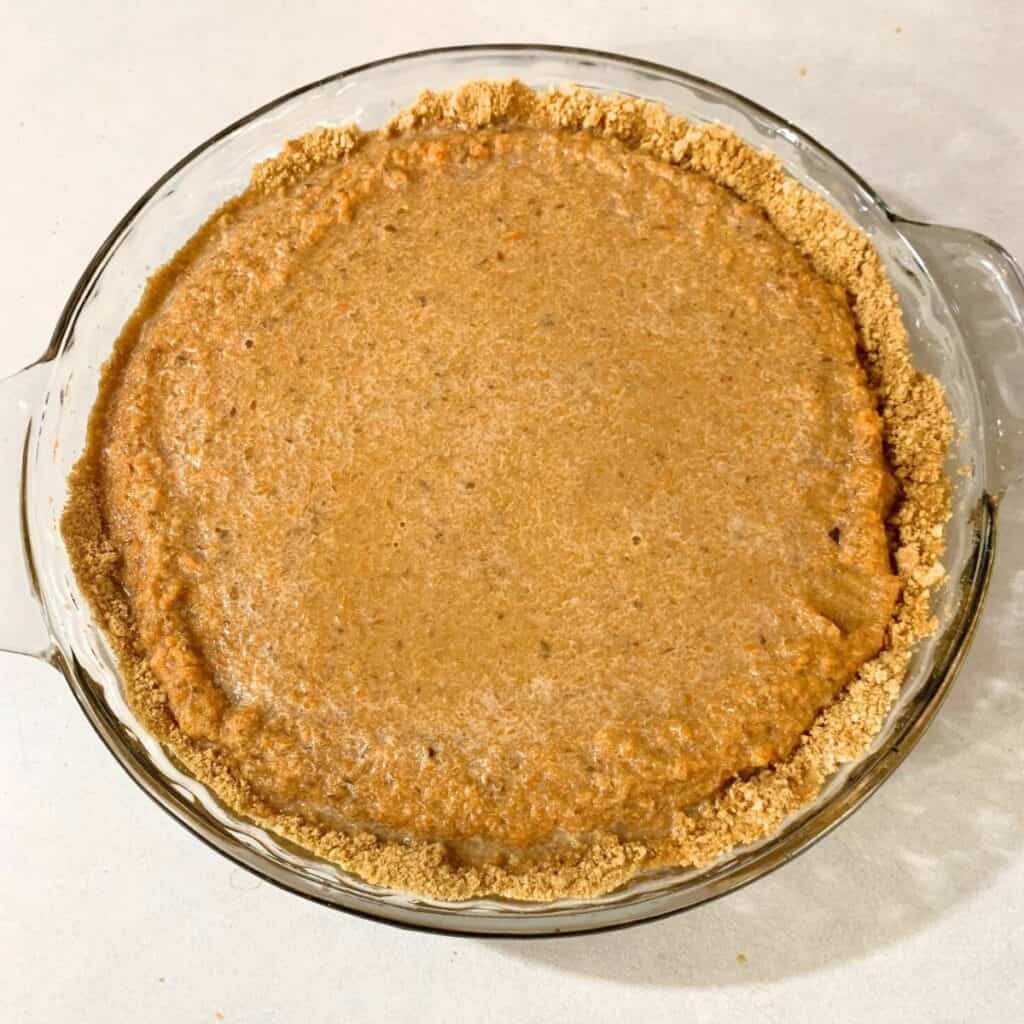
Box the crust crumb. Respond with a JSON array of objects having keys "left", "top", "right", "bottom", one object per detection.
[{"left": 251, "top": 125, "right": 362, "bottom": 193}]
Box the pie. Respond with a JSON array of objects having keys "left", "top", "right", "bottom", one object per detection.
[{"left": 63, "top": 81, "right": 951, "bottom": 900}]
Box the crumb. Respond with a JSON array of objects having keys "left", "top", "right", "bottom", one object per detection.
[
  {"left": 799, "top": 67, "right": 808, "bottom": 77},
  {"left": 251, "top": 126, "right": 362, "bottom": 193}
]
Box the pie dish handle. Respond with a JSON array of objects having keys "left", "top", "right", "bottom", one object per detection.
[
  {"left": 0, "top": 360, "right": 54, "bottom": 660},
  {"left": 895, "top": 218, "right": 1024, "bottom": 495}
]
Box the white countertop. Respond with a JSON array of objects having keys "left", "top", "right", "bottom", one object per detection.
[{"left": 2, "top": 2, "right": 1022, "bottom": 1021}]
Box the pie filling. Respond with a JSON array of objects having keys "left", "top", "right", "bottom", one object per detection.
[{"left": 63, "top": 82, "right": 950, "bottom": 899}]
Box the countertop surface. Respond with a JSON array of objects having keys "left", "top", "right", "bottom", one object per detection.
[{"left": 2, "top": 2, "right": 1022, "bottom": 1021}]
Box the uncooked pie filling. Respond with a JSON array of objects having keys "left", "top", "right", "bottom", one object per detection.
[{"left": 73, "top": 125, "right": 901, "bottom": 865}]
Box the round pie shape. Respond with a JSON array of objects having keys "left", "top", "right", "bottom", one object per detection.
[{"left": 63, "top": 82, "right": 950, "bottom": 899}]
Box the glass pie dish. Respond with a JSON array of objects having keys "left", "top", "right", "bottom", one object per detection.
[{"left": 2, "top": 44, "right": 1023, "bottom": 937}]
